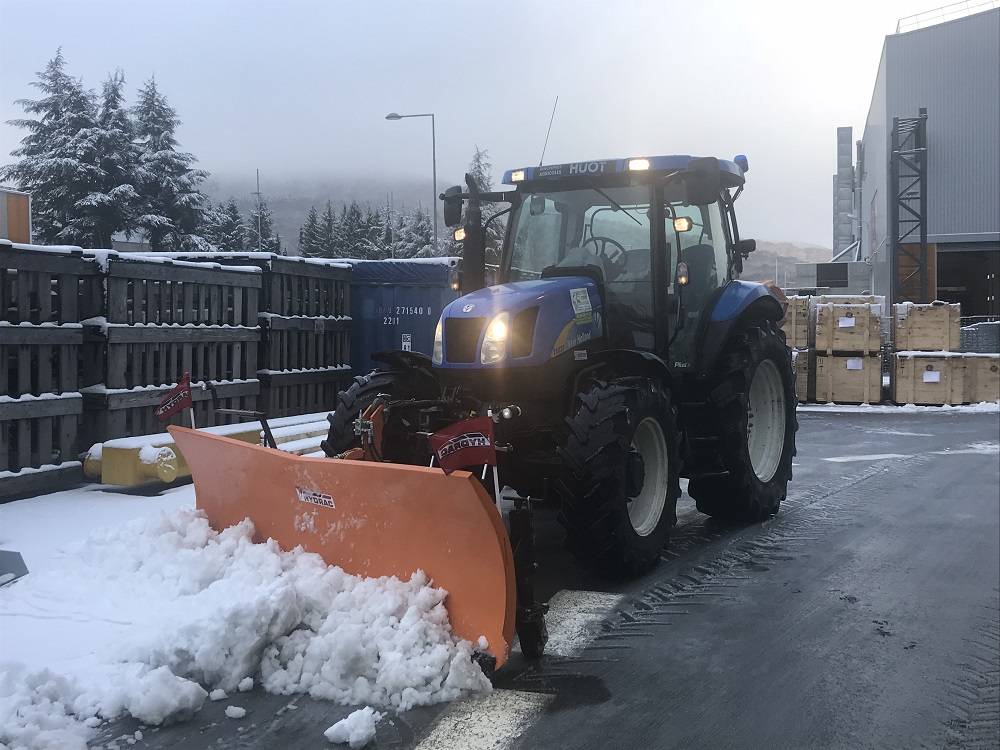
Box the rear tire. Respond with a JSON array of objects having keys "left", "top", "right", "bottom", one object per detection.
[
  {"left": 554, "top": 378, "right": 680, "bottom": 577},
  {"left": 321, "top": 369, "right": 436, "bottom": 462},
  {"left": 688, "top": 320, "right": 798, "bottom": 523}
]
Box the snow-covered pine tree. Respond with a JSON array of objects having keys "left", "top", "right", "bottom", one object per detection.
[
  {"left": 408, "top": 208, "right": 435, "bottom": 257},
  {"left": 133, "top": 77, "right": 209, "bottom": 250},
  {"left": 204, "top": 198, "right": 246, "bottom": 251},
  {"left": 298, "top": 205, "right": 322, "bottom": 257},
  {"left": 319, "top": 200, "right": 337, "bottom": 256},
  {"left": 335, "top": 201, "right": 366, "bottom": 258},
  {"left": 1, "top": 50, "right": 102, "bottom": 245},
  {"left": 77, "top": 71, "right": 143, "bottom": 247},
  {"left": 468, "top": 145, "right": 505, "bottom": 264},
  {"left": 246, "top": 198, "right": 280, "bottom": 253},
  {"left": 388, "top": 207, "right": 433, "bottom": 258}
]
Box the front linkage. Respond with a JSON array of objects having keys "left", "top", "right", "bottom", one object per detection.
[{"left": 336, "top": 394, "right": 549, "bottom": 665}]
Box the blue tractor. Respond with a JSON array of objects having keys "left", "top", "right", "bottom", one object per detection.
[{"left": 323, "top": 154, "right": 797, "bottom": 650}]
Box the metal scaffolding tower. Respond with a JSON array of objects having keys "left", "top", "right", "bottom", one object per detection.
[{"left": 888, "top": 107, "right": 930, "bottom": 303}]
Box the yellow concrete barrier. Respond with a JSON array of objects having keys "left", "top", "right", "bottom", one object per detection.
[{"left": 84, "top": 413, "right": 331, "bottom": 487}]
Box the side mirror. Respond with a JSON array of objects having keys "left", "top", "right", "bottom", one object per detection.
[
  {"left": 736, "top": 238, "right": 756, "bottom": 258},
  {"left": 442, "top": 185, "right": 464, "bottom": 227},
  {"left": 529, "top": 194, "right": 547, "bottom": 216},
  {"left": 683, "top": 156, "right": 722, "bottom": 205}
]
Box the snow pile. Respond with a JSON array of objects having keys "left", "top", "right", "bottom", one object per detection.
[
  {"left": 0, "top": 508, "right": 490, "bottom": 749},
  {"left": 324, "top": 707, "right": 383, "bottom": 748}
]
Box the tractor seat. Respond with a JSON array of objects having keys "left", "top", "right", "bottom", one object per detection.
[{"left": 681, "top": 243, "right": 718, "bottom": 298}]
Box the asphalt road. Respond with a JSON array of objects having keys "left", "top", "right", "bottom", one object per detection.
[{"left": 93, "top": 409, "right": 1000, "bottom": 749}]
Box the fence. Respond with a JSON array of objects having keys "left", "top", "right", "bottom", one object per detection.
[
  {"left": 132, "top": 252, "right": 354, "bottom": 418},
  {"left": 2, "top": 242, "right": 358, "bottom": 499},
  {"left": 1, "top": 244, "right": 101, "bottom": 497}
]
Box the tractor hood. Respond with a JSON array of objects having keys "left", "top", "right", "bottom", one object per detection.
[{"left": 436, "top": 276, "right": 603, "bottom": 369}]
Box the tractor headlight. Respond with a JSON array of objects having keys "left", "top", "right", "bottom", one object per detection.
[
  {"left": 432, "top": 318, "right": 443, "bottom": 364},
  {"left": 481, "top": 312, "right": 509, "bottom": 364}
]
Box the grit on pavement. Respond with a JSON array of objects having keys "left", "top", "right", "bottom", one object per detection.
[{"left": 25, "top": 409, "right": 1000, "bottom": 748}]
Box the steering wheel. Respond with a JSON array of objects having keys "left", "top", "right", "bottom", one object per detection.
[{"left": 581, "top": 235, "right": 628, "bottom": 278}]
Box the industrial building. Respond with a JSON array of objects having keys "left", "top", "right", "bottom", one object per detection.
[{"left": 829, "top": 2, "right": 999, "bottom": 316}]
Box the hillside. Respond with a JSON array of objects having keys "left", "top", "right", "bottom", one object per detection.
[
  {"left": 741, "top": 240, "right": 832, "bottom": 287},
  {"left": 205, "top": 175, "right": 832, "bottom": 276}
]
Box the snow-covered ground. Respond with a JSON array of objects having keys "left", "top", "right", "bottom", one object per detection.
[
  {"left": 0, "top": 484, "right": 490, "bottom": 750},
  {"left": 797, "top": 401, "right": 1000, "bottom": 414}
]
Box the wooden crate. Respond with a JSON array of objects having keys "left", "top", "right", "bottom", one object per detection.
[
  {"left": 812, "top": 294, "right": 883, "bottom": 306},
  {"left": 963, "top": 354, "right": 1000, "bottom": 403},
  {"left": 892, "top": 353, "right": 966, "bottom": 406},
  {"left": 0, "top": 393, "right": 83, "bottom": 500},
  {"left": 815, "top": 354, "right": 882, "bottom": 404},
  {"left": 1, "top": 243, "right": 102, "bottom": 324},
  {"left": 265, "top": 257, "right": 351, "bottom": 318},
  {"left": 81, "top": 379, "right": 259, "bottom": 446},
  {"left": 84, "top": 324, "right": 260, "bottom": 390},
  {"left": 1, "top": 324, "right": 81, "bottom": 397},
  {"left": 103, "top": 256, "right": 262, "bottom": 325},
  {"left": 815, "top": 303, "right": 882, "bottom": 354},
  {"left": 893, "top": 302, "right": 960, "bottom": 352},
  {"left": 260, "top": 315, "right": 351, "bottom": 372},
  {"left": 259, "top": 366, "right": 352, "bottom": 418},
  {"left": 781, "top": 297, "right": 810, "bottom": 349},
  {"left": 791, "top": 349, "right": 812, "bottom": 403}
]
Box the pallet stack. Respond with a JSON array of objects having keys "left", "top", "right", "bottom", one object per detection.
[
  {"left": 891, "top": 301, "right": 999, "bottom": 405},
  {"left": 80, "top": 255, "right": 263, "bottom": 444},
  {"left": 257, "top": 257, "right": 352, "bottom": 418},
  {"left": 1, "top": 244, "right": 101, "bottom": 498},
  {"left": 813, "top": 295, "right": 884, "bottom": 404},
  {"left": 782, "top": 296, "right": 811, "bottom": 402}
]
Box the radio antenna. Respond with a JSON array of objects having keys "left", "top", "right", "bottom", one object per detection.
[{"left": 538, "top": 96, "right": 559, "bottom": 166}]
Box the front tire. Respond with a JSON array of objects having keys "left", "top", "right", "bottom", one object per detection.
[
  {"left": 688, "top": 320, "right": 798, "bottom": 522},
  {"left": 321, "top": 369, "right": 435, "bottom": 462},
  {"left": 554, "top": 378, "right": 681, "bottom": 576}
]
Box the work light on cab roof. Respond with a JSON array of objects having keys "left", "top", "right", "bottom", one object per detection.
[{"left": 501, "top": 153, "right": 749, "bottom": 185}]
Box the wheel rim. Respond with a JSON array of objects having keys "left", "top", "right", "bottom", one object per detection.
[
  {"left": 747, "top": 358, "right": 787, "bottom": 482},
  {"left": 628, "top": 417, "right": 669, "bottom": 536}
]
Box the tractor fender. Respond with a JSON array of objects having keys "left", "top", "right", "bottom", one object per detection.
[
  {"left": 371, "top": 349, "right": 434, "bottom": 371},
  {"left": 695, "top": 283, "right": 784, "bottom": 374},
  {"left": 569, "top": 349, "right": 673, "bottom": 404}
]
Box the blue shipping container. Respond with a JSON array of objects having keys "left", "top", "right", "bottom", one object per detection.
[{"left": 349, "top": 259, "right": 460, "bottom": 374}]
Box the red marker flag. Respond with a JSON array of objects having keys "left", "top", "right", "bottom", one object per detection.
[
  {"left": 154, "top": 372, "right": 193, "bottom": 421},
  {"left": 427, "top": 416, "right": 496, "bottom": 475}
]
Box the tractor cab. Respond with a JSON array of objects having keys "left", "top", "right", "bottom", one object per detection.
[{"left": 442, "top": 155, "right": 754, "bottom": 372}]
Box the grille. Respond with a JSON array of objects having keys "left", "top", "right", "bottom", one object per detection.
[
  {"left": 444, "top": 317, "right": 484, "bottom": 363},
  {"left": 511, "top": 307, "right": 539, "bottom": 358}
]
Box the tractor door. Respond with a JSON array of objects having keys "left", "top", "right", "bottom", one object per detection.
[{"left": 661, "top": 199, "right": 731, "bottom": 369}]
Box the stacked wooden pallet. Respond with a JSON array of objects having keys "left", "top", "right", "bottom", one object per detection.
[
  {"left": 782, "top": 296, "right": 811, "bottom": 402},
  {"left": 80, "top": 255, "right": 263, "bottom": 444},
  {"left": 257, "top": 257, "right": 352, "bottom": 418},
  {"left": 148, "top": 253, "right": 355, "bottom": 419},
  {"left": 814, "top": 295, "right": 884, "bottom": 405},
  {"left": 0, "top": 245, "right": 101, "bottom": 498},
  {"left": 892, "top": 302, "right": 998, "bottom": 405}
]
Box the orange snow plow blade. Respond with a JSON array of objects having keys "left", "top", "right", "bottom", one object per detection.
[{"left": 169, "top": 426, "right": 517, "bottom": 667}]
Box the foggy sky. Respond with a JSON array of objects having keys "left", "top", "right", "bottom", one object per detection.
[{"left": 0, "top": 0, "right": 925, "bottom": 246}]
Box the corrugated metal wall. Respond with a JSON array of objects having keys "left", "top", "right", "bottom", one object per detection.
[
  {"left": 858, "top": 7, "right": 1000, "bottom": 301},
  {"left": 885, "top": 8, "right": 1000, "bottom": 244},
  {"left": 860, "top": 46, "right": 889, "bottom": 294}
]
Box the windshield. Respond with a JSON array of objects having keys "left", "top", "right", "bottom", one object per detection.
[{"left": 506, "top": 185, "right": 652, "bottom": 282}]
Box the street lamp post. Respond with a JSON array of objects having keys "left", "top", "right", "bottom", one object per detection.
[{"left": 385, "top": 112, "right": 437, "bottom": 252}]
